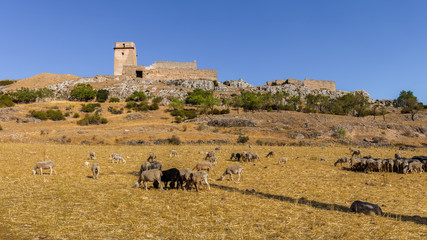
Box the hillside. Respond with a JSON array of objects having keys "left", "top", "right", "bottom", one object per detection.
[
  {"left": 0, "top": 101, "right": 426, "bottom": 147},
  {"left": 4, "top": 73, "right": 80, "bottom": 91}
]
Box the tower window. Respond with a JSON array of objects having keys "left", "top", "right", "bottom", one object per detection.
[
  {"left": 123, "top": 43, "right": 125, "bottom": 47},
  {"left": 136, "top": 71, "right": 143, "bottom": 78},
  {"left": 122, "top": 52, "right": 124, "bottom": 55}
]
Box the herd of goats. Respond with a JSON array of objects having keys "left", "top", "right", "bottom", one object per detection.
[
  {"left": 334, "top": 148, "right": 427, "bottom": 174},
  {"left": 30, "top": 147, "right": 426, "bottom": 215}
]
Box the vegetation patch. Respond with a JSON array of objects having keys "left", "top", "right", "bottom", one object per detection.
[
  {"left": 77, "top": 113, "right": 108, "bottom": 126},
  {"left": 29, "top": 109, "right": 65, "bottom": 121}
]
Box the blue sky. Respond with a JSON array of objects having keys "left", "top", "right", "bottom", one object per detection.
[{"left": 1, "top": 0, "right": 426, "bottom": 103}]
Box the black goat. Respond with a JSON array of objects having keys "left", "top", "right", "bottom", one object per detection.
[{"left": 153, "top": 168, "right": 182, "bottom": 189}]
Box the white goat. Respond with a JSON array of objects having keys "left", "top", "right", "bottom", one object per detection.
[{"left": 32, "top": 160, "right": 56, "bottom": 175}]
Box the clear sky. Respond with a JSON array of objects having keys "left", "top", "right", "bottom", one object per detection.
[{"left": 1, "top": 0, "right": 426, "bottom": 103}]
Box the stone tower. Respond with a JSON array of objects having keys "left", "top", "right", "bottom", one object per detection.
[{"left": 114, "top": 42, "right": 137, "bottom": 75}]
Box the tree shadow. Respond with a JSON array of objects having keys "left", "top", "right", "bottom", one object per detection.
[{"left": 210, "top": 183, "right": 427, "bottom": 226}]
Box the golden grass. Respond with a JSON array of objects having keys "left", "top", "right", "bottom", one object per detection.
[{"left": 0, "top": 143, "right": 426, "bottom": 239}]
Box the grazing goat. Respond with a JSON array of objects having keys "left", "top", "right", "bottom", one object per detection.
[
  {"left": 153, "top": 168, "right": 182, "bottom": 189},
  {"left": 230, "top": 152, "right": 241, "bottom": 161},
  {"left": 32, "top": 160, "right": 56, "bottom": 175},
  {"left": 111, "top": 153, "right": 126, "bottom": 164},
  {"left": 178, "top": 169, "right": 193, "bottom": 190},
  {"left": 266, "top": 151, "right": 274, "bottom": 158},
  {"left": 215, "top": 146, "right": 222, "bottom": 151},
  {"left": 208, "top": 156, "right": 218, "bottom": 166},
  {"left": 189, "top": 171, "right": 210, "bottom": 192},
  {"left": 349, "top": 148, "right": 361, "bottom": 157},
  {"left": 350, "top": 200, "right": 383, "bottom": 216},
  {"left": 89, "top": 151, "right": 96, "bottom": 160},
  {"left": 138, "top": 161, "right": 162, "bottom": 176},
  {"left": 169, "top": 150, "right": 179, "bottom": 158},
  {"left": 220, "top": 165, "right": 243, "bottom": 181},
  {"left": 334, "top": 157, "right": 349, "bottom": 167},
  {"left": 147, "top": 153, "right": 157, "bottom": 162},
  {"left": 192, "top": 162, "right": 214, "bottom": 173},
  {"left": 135, "top": 169, "right": 163, "bottom": 190},
  {"left": 278, "top": 157, "right": 289, "bottom": 164},
  {"left": 395, "top": 153, "right": 402, "bottom": 159},
  {"left": 204, "top": 151, "right": 215, "bottom": 161},
  {"left": 406, "top": 161, "right": 424, "bottom": 174},
  {"left": 91, "top": 163, "right": 100, "bottom": 179}
]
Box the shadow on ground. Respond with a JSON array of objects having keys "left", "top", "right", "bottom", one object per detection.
[{"left": 210, "top": 183, "right": 427, "bottom": 226}]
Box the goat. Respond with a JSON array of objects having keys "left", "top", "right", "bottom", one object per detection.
[
  {"left": 219, "top": 165, "right": 243, "bottom": 181},
  {"left": 89, "top": 151, "right": 96, "bottom": 160},
  {"left": 407, "top": 161, "right": 424, "bottom": 174},
  {"left": 134, "top": 169, "right": 163, "bottom": 190},
  {"left": 153, "top": 168, "right": 182, "bottom": 189},
  {"left": 278, "top": 157, "right": 289, "bottom": 164},
  {"left": 91, "top": 163, "right": 100, "bottom": 179},
  {"left": 32, "top": 160, "right": 56, "bottom": 175},
  {"left": 215, "top": 146, "right": 222, "bottom": 151},
  {"left": 178, "top": 169, "right": 193, "bottom": 190},
  {"left": 192, "top": 162, "right": 214, "bottom": 173},
  {"left": 349, "top": 148, "right": 361, "bottom": 157},
  {"left": 266, "top": 151, "right": 274, "bottom": 158},
  {"left": 204, "top": 151, "right": 215, "bottom": 161},
  {"left": 230, "top": 152, "right": 241, "bottom": 161},
  {"left": 138, "top": 161, "right": 162, "bottom": 176},
  {"left": 111, "top": 153, "right": 126, "bottom": 164},
  {"left": 169, "top": 150, "right": 179, "bottom": 158},
  {"left": 208, "top": 156, "right": 218, "bottom": 166},
  {"left": 147, "top": 153, "right": 157, "bottom": 162},
  {"left": 350, "top": 200, "right": 383, "bottom": 216},
  {"left": 189, "top": 171, "right": 210, "bottom": 192},
  {"left": 334, "top": 157, "right": 348, "bottom": 167}
]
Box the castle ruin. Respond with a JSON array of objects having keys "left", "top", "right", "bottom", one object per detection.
[{"left": 114, "top": 42, "right": 217, "bottom": 81}]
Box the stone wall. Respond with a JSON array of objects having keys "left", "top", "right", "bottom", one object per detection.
[
  {"left": 303, "top": 79, "right": 336, "bottom": 91},
  {"left": 267, "top": 78, "right": 336, "bottom": 91},
  {"left": 143, "top": 69, "right": 217, "bottom": 81},
  {"left": 146, "top": 61, "right": 197, "bottom": 70}
]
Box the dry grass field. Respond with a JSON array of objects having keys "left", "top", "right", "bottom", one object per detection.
[{"left": 0, "top": 143, "right": 426, "bottom": 239}]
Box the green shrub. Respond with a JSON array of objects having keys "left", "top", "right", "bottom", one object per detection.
[
  {"left": 169, "top": 135, "right": 181, "bottom": 145},
  {"left": 175, "top": 116, "right": 183, "bottom": 123},
  {"left": 237, "top": 135, "right": 249, "bottom": 144},
  {"left": 81, "top": 103, "right": 101, "bottom": 112},
  {"left": 108, "top": 106, "right": 123, "bottom": 114},
  {"left": 30, "top": 109, "right": 65, "bottom": 121},
  {"left": 152, "top": 97, "right": 163, "bottom": 104},
  {"left": 77, "top": 113, "right": 108, "bottom": 126},
  {"left": 70, "top": 84, "right": 97, "bottom": 102},
  {"left": 0, "top": 80, "right": 15, "bottom": 86},
  {"left": 96, "top": 89, "right": 109, "bottom": 103},
  {"left": 0, "top": 95, "right": 15, "bottom": 108},
  {"left": 73, "top": 113, "right": 80, "bottom": 118},
  {"left": 46, "top": 110, "right": 65, "bottom": 121},
  {"left": 171, "top": 109, "right": 197, "bottom": 119},
  {"left": 29, "top": 110, "right": 48, "bottom": 120},
  {"left": 36, "top": 88, "right": 54, "bottom": 99},
  {"left": 149, "top": 103, "right": 159, "bottom": 110},
  {"left": 126, "top": 91, "right": 147, "bottom": 102},
  {"left": 196, "top": 123, "right": 205, "bottom": 131},
  {"left": 333, "top": 128, "right": 346, "bottom": 139},
  {"left": 109, "top": 97, "right": 120, "bottom": 103},
  {"left": 64, "top": 112, "right": 70, "bottom": 117},
  {"left": 9, "top": 88, "right": 38, "bottom": 103},
  {"left": 0, "top": 124, "right": 2, "bottom": 131}
]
